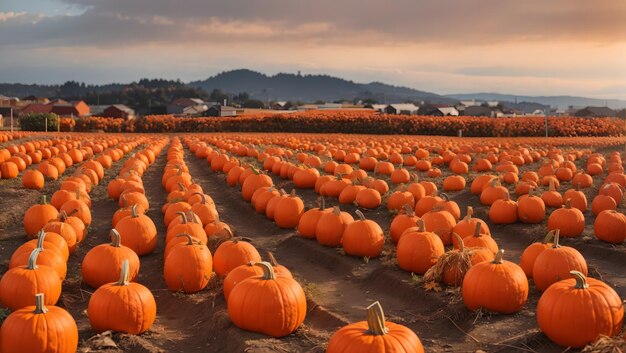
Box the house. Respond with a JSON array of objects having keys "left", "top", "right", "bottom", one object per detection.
[
  {"left": 21, "top": 104, "right": 53, "bottom": 115},
  {"left": 103, "top": 105, "right": 136, "bottom": 120},
  {"left": 271, "top": 101, "right": 288, "bottom": 110},
  {"left": 167, "top": 98, "right": 208, "bottom": 116},
  {"left": 0, "top": 95, "right": 20, "bottom": 106},
  {"left": 463, "top": 106, "right": 496, "bottom": 117},
  {"left": 89, "top": 105, "right": 109, "bottom": 116},
  {"left": 420, "top": 104, "right": 459, "bottom": 116},
  {"left": 297, "top": 104, "right": 320, "bottom": 111},
  {"left": 384, "top": 104, "right": 419, "bottom": 115},
  {"left": 22, "top": 95, "right": 50, "bottom": 104},
  {"left": 50, "top": 101, "right": 90, "bottom": 117},
  {"left": 205, "top": 105, "right": 239, "bottom": 117},
  {"left": 460, "top": 99, "right": 481, "bottom": 107},
  {"left": 573, "top": 106, "right": 617, "bottom": 118},
  {"left": 0, "top": 107, "right": 16, "bottom": 128}
]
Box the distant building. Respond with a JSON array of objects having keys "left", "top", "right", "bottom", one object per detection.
[
  {"left": 21, "top": 103, "right": 53, "bottom": 115},
  {"left": 103, "top": 105, "right": 136, "bottom": 120},
  {"left": 420, "top": 104, "right": 459, "bottom": 116},
  {"left": 384, "top": 104, "right": 419, "bottom": 115},
  {"left": 167, "top": 98, "right": 208, "bottom": 116},
  {"left": 205, "top": 105, "right": 239, "bottom": 117},
  {"left": 0, "top": 95, "right": 20, "bottom": 106},
  {"left": 317, "top": 103, "right": 343, "bottom": 110},
  {"left": 460, "top": 99, "right": 481, "bottom": 107},
  {"left": 463, "top": 106, "right": 496, "bottom": 117},
  {"left": 573, "top": 106, "right": 616, "bottom": 118},
  {"left": 50, "top": 101, "right": 90, "bottom": 117},
  {"left": 271, "top": 101, "right": 288, "bottom": 110},
  {"left": 89, "top": 105, "right": 109, "bottom": 116},
  {"left": 21, "top": 95, "right": 50, "bottom": 104}
]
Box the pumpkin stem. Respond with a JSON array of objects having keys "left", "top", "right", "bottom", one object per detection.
[
  {"left": 116, "top": 259, "right": 130, "bottom": 286},
  {"left": 402, "top": 203, "right": 414, "bottom": 216},
  {"left": 110, "top": 229, "right": 122, "bottom": 247},
  {"left": 267, "top": 251, "right": 279, "bottom": 266},
  {"left": 36, "top": 230, "right": 46, "bottom": 249},
  {"left": 34, "top": 293, "right": 48, "bottom": 314},
  {"left": 464, "top": 206, "right": 474, "bottom": 220},
  {"left": 440, "top": 193, "right": 450, "bottom": 201},
  {"left": 319, "top": 197, "right": 326, "bottom": 211},
  {"left": 549, "top": 179, "right": 556, "bottom": 192},
  {"left": 473, "top": 222, "right": 483, "bottom": 237},
  {"left": 121, "top": 194, "right": 127, "bottom": 207},
  {"left": 416, "top": 218, "right": 426, "bottom": 232},
  {"left": 365, "top": 301, "right": 389, "bottom": 335},
  {"left": 254, "top": 261, "right": 276, "bottom": 280},
  {"left": 176, "top": 233, "right": 195, "bottom": 245},
  {"left": 492, "top": 249, "right": 504, "bottom": 264},
  {"left": 27, "top": 248, "right": 41, "bottom": 270},
  {"left": 332, "top": 206, "right": 341, "bottom": 216},
  {"left": 570, "top": 271, "right": 589, "bottom": 289},
  {"left": 542, "top": 230, "right": 555, "bottom": 244},
  {"left": 177, "top": 182, "right": 186, "bottom": 191},
  {"left": 355, "top": 210, "right": 366, "bottom": 221},
  {"left": 130, "top": 204, "right": 140, "bottom": 218},
  {"left": 176, "top": 211, "right": 188, "bottom": 224},
  {"left": 410, "top": 173, "right": 419, "bottom": 182},
  {"left": 193, "top": 192, "right": 207, "bottom": 205},
  {"left": 453, "top": 233, "right": 465, "bottom": 251},
  {"left": 552, "top": 229, "right": 561, "bottom": 248},
  {"left": 290, "top": 189, "right": 297, "bottom": 197},
  {"left": 564, "top": 199, "right": 572, "bottom": 209},
  {"left": 40, "top": 195, "right": 48, "bottom": 205}
]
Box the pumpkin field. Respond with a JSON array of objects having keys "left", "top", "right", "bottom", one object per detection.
[{"left": 0, "top": 129, "right": 624, "bottom": 353}]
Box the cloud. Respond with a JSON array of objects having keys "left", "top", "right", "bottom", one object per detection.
[{"left": 1, "top": 0, "right": 626, "bottom": 48}]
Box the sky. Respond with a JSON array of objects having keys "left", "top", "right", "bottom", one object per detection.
[{"left": 1, "top": 0, "right": 625, "bottom": 99}]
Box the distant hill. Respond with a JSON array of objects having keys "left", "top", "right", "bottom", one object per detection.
[
  {"left": 447, "top": 93, "right": 626, "bottom": 110},
  {"left": 188, "top": 69, "right": 457, "bottom": 104}
]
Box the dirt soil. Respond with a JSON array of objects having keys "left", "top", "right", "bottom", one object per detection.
[{"left": 0, "top": 134, "right": 624, "bottom": 353}]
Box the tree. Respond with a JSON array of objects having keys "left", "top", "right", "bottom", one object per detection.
[
  {"left": 19, "top": 113, "right": 59, "bottom": 131},
  {"left": 209, "top": 89, "right": 229, "bottom": 104},
  {"left": 234, "top": 92, "right": 250, "bottom": 104},
  {"left": 243, "top": 99, "right": 265, "bottom": 109}
]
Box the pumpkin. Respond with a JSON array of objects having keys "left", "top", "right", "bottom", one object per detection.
[
  {"left": 386, "top": 189, "right": 415, "bottom": 211},
  {"left": 462, "top": 249, "right": 528, "bottom": 314},
  {"left": 563, "top": 186, "right": 588, "bottom": 213},
  {"left": 533, "top": 230, "right": 588, "bottom": 291},
  {"left": 252, "top": 187, "right": 280, "bottom": 214},
  {"left": 274, "top": 189, "right": 305, "bottom": 229},
  {"left": 541, "top": 179, "right": 563, "bottom": 208},
  {"left": 407, "top": 174, "right": 426, "bottom": 200},
  {"left": 227, "top": 262, "right": 306, "bottom": 337},
  {"left": 265, "top": 189, "right": 287, "bottom": 221},
  {"left": 165, "top": 211, "right": 206, "bottom": 245},
  {"left": 119, "top": 191, "right": 150, "bottom": 213},
  {"left": 9, "top": 233, "right": 67, "bottom": 281},
  {"left": 396, "top": 219, "right": 444, "bottom": 274},
  {"left": 488, "top": 193, "right": 518, "bottom": 224},
  {"left": 517, "top": 188, "right": 546, "bottom": 224},
  {"left": 342, "top": 210, "right": 385, "bottom": 258},
  {"left": 422, "top": 206, "right": 456, "bottom": 246},
  {"left": 50, "top": 189, "right": 77, "bottom": 210},
  {"left": 58, "top": 210, "right": 87, "bottom": 243},
  {"left": 537, "top": 271, "right": 624, "bottom": 348},
  {"left": 23, "top": 195, "right": 59, "bottom": 238},
  {"left": 59, "top": 195, "right": 92, "bottom": 226},
  {"left": 414, "top": 194, "right": 442, "bottom": 217},
  {"left": 115, "top": 204, "right": 158, "bottom": 255},
  {"left": 42, "top": 216, "right": 79, "bottom": 250},
  {"left": 480, "top": 179, "right": 509, "bottom": 206},
  {"left": 297, "top": 197, "right": 330, "bottom": 239},
  {"left": 443, "top": 175, "right": 466, "bottom": 192},
  {"left": 424, "top": 233, "right": 494, "bottom": 287},
  {"left": 452, "top": 206, "right": 490, "bottom": 245},
  {"left": 204, "top": 216, "right": 233, "bottom": 239},
  {"left": 0, "top": 293, "right": 78, "bottom": 353},
  {"left": 223, "top": 253, "right": 293, "bottom": 301},
  {"left": 13, "top": 230, "right": 69, "bottom": 262},
  {"left": 355, "top": 188, "right": 382, "bottom": 209},
  {"left": 87, "top": 260, "right": 157, "bottom": 334},
  {"left": 546, "top": 200, "right": 585, "bottom": 238},
  {"left": 0, "top": 249, "right": 62, "bottom": 311},
  {"left": 241, "top": 170, "right": 273, "bottom": 201},
  {"left": 22, "top": 169, "right": 45, "bottom": 189},
  {"left": 82, "top": 229, "right": 140, "bottom": 288},
  {"left": 389, "top": 204, "right": 420, "bottom": 244},
  {"left": 190, "top": 193, "right": 219, "bottom": 226},
  {"left": 594, "top": 210, "right": 626, "bottom": 244},
  {"left": 164, "top": 234, "right": 213, "bottom": 293},
  {"left": 213, "top": 236, "right": 262, "bottom": 277},
  {"left": 434, "top": 193, "right": 461, "bottom": 220},
  {"left": 519, "top": 230, "right": 555, "bottom": 278},
  {"left": 316, "top": 206, "right": 354, "bottom": 247},
  {"left": 590, "top": 194, "right": 617, "bottom": 216},
  {"left": 0, "top": 161, "right": 19, "bottom": 178},
  {"left": 326, "top": 301, "right": 424, "bottom": 353}
]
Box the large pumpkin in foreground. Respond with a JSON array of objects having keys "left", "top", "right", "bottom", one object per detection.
[
  {"left": 227, "top": 262, "right": 306, "bottom": 337},
  {"left": 0, "top": 293, "right": 78, "bottom": 353},
  {"left": 326, "top": 301, "right": 423, "bottom": 353},
  {"left": 87, "top": 260, "right": 157, "bottom": 334},
  {"left": 537, "top": 271, "right": 624, "bottom": 348}
]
